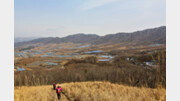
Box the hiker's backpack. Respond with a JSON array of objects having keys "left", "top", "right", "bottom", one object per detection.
[{"left": 57, "top": 88, "right": 62, "bottom": 93}]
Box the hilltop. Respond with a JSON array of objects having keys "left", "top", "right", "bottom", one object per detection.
[
  {"left": 14, "top": 81, "right": 166, "bottom": 101},
  {"left": 15, "top": 26, "right": 166, "bottom": 47},
  {"left": 92, "top": 26, "right": 166, "bottom": 44}
]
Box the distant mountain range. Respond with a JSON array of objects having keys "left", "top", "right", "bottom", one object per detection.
[
  {"left": 15, "top": 26, "right": 166, "bottom": 47},
  {"left": 14, "top": 37, "right": 39, "bottom": 43}
]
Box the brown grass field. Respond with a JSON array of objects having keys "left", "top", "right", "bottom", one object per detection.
[{"left": 14, "top": 81, "right": 166, "bottom": 101}]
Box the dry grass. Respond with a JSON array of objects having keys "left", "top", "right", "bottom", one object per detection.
[{"left": 14, "top": 81, "right": 166, "bottom": 101}]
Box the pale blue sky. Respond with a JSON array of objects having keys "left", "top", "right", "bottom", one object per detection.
[{"left": 15, "top": 0, "right": 166, "bottom": 38}]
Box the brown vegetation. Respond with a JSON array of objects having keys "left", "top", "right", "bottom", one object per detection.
[
  {"left": 14, "top": 50, "right": 166, "bottom": 88},
  {"left": 14, "top": 81, "right": 166, "bottom": 101}
]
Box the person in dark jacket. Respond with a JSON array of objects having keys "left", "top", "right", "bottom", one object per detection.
[
  {"left": 53, "top": 83, "right": 56, "bottom": 90},
  {"left": 56, "top": 85, "right": 63, "bottom": 100}
]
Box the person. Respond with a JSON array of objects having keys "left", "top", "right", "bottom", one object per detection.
[
  {"left": 56, "top": 85, "right": 63, "bottom": 100},
  {"left": 53, "top": 83, "right": 56, "bottom": 90}
]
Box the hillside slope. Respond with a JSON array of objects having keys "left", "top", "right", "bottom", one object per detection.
[
  {"left": 15, "top": 34, "right": 100, "bottom": 47},
  {"left": 15, "top": 26, "right": 166, "bottom": 47},
  {"left": 14, "top": 81, "right": 166, "bottom": 101},
  {"left": 92, "top": 26, "right": 166, "bottom": 44}
]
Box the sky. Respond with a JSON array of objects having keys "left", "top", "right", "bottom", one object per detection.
[{"left": 15, "top": 0, "right": 166, "bottom": 38}]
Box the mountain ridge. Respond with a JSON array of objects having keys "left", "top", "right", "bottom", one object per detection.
[{"left": 15, "top": 26, "right": 166, "bottom": 47}]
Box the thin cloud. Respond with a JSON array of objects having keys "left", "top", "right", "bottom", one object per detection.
[{"left": 81, "top": 0, "right": 119, "bottom": 11}]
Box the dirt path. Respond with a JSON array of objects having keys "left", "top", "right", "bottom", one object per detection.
[
  {"left": 49, "top": 88, "right": 75, "bottom": 101},
  {"left": 14, "top": 82, "right": 166, "bottom": 101}
]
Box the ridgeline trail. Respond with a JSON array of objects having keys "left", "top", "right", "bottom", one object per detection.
[
  {"left": 14, "top": 81, "right": 166, "bottom": 101},
  {"left": 50, "top": 88, "right": 74, "bottom": 101}
]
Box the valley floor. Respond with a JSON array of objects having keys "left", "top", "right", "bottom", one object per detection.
[{"left": 14, "top": 81, "right": 166, "bottom": 101}]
